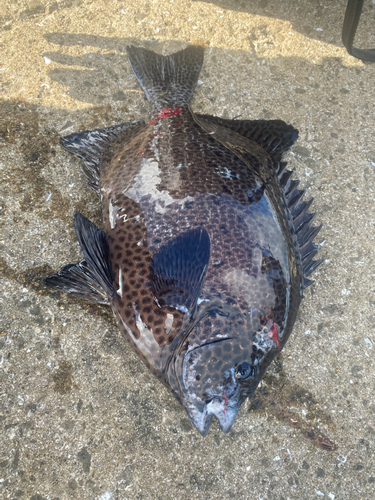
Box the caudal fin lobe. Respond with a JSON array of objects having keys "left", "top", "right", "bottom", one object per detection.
[{"left": 126, "top": 45, "right": 204, "bottom": 109}]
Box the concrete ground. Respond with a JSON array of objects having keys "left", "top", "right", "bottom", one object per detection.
[{"left": 1, "top": 0, "right": 375, "bottom": 499}]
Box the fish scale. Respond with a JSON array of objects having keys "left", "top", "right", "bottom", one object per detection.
[{"left": 45, "top": 45, "right": 322, "bottom": 436}]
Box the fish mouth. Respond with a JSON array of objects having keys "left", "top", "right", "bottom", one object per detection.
[
  {"left": 185, "top": 396, "right": 241, "bottom": 437},
  {"left": 180, "top": 336, "right": 241, "bottom": 436}
]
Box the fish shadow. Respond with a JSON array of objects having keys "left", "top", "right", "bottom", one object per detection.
[
  {"left": 192, "top": 0, "right": 374, "bottom": 51},
  {"left": 42, "top": 32, "right": 365, "bottom": 113},
  {"left": 43, "top": 34, "right": 185, "bottom": 106}
]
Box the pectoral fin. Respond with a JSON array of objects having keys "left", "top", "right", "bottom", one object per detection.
[{"left": 150, "top": 228, "right": 211, "bottom": 314}]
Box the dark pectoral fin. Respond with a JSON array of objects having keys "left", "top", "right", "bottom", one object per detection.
[
  {"left": 194, "top": 113, "right": 298, "bottom": 163},
  {"left": 73, "top": 212, "right": 114, "bottom": 297},
  {"left": 151, "top": 228, "right": 211, "bottom": 313},
  {"left": 45, "top": 261, "right": 110, "bottom": 305},
  {"left": 60, "top": 120, "right": 144, "bottom": 192}
]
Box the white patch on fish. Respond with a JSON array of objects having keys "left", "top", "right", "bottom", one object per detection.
[
  {"left": 165, "top": 313, "right": 174, "bottom": 334},
  {"left": 197, "top": 297, "right": 209, "bottom": 305},
  {"left": 129, "top": 303, "right": 163, "bottom": 370},
  {"left": 126, "top": 159, "right": 193, "bottom": 214},
  {"left": 109, "top": 199, "right": 120, "bottom": 229},
  {"left": 117, "top": 268, "right": 123, "bottom": 297}
]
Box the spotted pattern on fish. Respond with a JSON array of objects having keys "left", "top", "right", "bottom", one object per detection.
[{"left": 45, "top": 45, "right": 322, "bottom": 436}]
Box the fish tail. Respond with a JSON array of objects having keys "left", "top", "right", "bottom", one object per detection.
[{"left": 126, "top": 45, "right": 204, "bottom": 110}]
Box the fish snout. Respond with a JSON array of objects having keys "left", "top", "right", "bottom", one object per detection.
[{"left": 184, "top": 394, "right": 241, "bottom": 436}]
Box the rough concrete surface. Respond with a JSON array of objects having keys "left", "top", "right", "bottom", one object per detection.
[{"left": 1, "top": 0, "right": 375, "bottom": 499}]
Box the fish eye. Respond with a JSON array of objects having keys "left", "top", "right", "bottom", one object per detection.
[{"left": 235, "top": 362, "right": 254, "bottom": 381}]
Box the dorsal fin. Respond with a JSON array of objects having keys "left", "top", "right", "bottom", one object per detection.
[
  {"left": 60, "top": 120, "right": 144, "bottom": 192},
  {"left": 194, "top": 113, "right": 298, "bottom": 164},
  {"left": 283, "top": 180, "right": 323, "bottom": 288},
  {"left": 192, "top": 112, "right": 321, "bottom": 288},
  {"left": 150, "top": 228, "right": 211, "bottom": 314}
]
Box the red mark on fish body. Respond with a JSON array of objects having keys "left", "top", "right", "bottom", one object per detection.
[
  {"left": 262, "top": 307, "right": 274, "bottom": 325},
  {"left": 263, "top": 308, "right": 281, "bottom": 348},
  {"left": 270, "top": 322, "right": 281, "bottom": 349},
  {"left": 223, "top": 392, "right": 228, "bottom": 414},
  {"left": 149, "top": 106, "right": 182, "bottom": 125}
]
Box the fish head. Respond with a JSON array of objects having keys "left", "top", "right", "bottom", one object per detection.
[{"left": 173, "top": 310, "right": 269, "bottom": 436}]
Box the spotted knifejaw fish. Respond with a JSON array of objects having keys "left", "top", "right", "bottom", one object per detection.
[{"left": 46, "top": 45, "right": 322, "bottom": 436}]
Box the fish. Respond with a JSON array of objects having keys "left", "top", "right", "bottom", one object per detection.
[{"left": 45, "top": 45, "right": 323, "bottom": 436}]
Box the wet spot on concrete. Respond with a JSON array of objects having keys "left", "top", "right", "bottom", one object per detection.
[
  {"left": 77, "top": 447, "right": 91, "bottom": 473},
  {"left": 322, "top": 304, "right": 338, "bottom": 314},
  {"left": 117, "top": 465, "right": 134, "bottom": 486},
  {"left": 351, "top": 365, "right": 363, "bottom": 379},
  {"left": 293, "top": 145, "right": 311, "bottom": 157},
  {"left": 190, "top": 471, "right": 218, "bottom": 490},
  {"left": 113, "top": 91, "right": 127, "bottom": 101},
  {"left": 62, "top": 420, "right": 75, "bottom": 431},
  {"left": 26, "top": 403, "right": 37, "bottom": 413},
  {"left": 77, "top": 398, "right": 83, "bottom": 413},
  {"left": 52, "top": 360, "right": 75, "bottom": 394},
  {"left": 249, "top": 370, "right": 336, "bottom": 450},
  {"left": 21, "top": 0, "right": 45, "bottom": 18},
  {"left": 180, "top": 418, "right": 193, "bottom": 432},
  {"left": 68, "top": 478, "right": 78, "bottom": 490},
  {"left": 11, "top": 448, "right": 20, "bottom": 471},
  {"left": 101, "top": 328, "right": 122, "bottom": 353},
  {"left": 0, "top": 260, "right": 56, "bottom": 297}
]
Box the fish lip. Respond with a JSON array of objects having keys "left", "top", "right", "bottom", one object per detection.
[
  {"left": 207, "top": 397, "right": 241, "bottom": 434},
  {"left": 185, "top": 397, "right": 241, "bottom": 436},
  {"left": 185, "top": 401, "right": 213, "bottom": 437}
]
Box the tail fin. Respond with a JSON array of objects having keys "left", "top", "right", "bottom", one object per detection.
[{"left": 126, "top": 45, "right": 204, "bottom": 109}]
